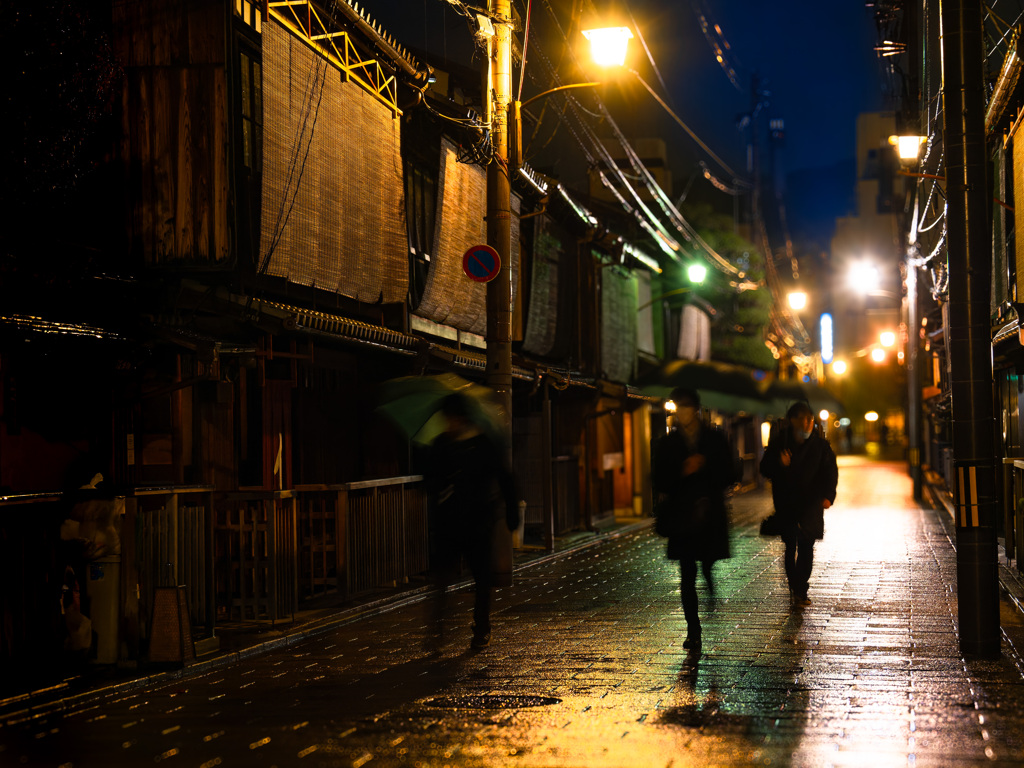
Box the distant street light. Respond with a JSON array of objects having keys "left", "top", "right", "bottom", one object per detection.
[
  {"left": 832, "top": 359, "right": 848, "bottom": 375},
  {"left": 879, "top": 331, "right": 896, "bottom": 347},
  {"left": 888, "top": 134, "right": 928, "bottom": 165},
  {"left": 636, "top": 263, "right": 708, "bottom": 311},
  {"left": 787, "top": 291, "right": 808, "bottom": 311},
  {"left": 871, "top": 348, "right": 886, "bottom": 363},
  {"left": 687, "top": 262, "right": 708, "bottom": 284},
  {"left": 849, "top": 261, "right": 881, "bottom": 293}
]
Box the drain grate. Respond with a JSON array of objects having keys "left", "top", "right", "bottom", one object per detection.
[{"left": 424, "top": 694, "right": 561, "bottom": 709}]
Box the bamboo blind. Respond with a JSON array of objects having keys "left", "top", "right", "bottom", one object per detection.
[
  {"left": 260, "top": 19, "right": 407, "bottom": 303},
  {"left": 601, "top": 269, "right": 639, "bottom": 383},
  {"left": 522, "top": 214, "right": 563, "bottom": 357},
  {"left": 413, "top": 140, "right": 520, "bottom": 335}
]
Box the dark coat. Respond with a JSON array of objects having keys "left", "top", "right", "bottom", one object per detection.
[
  {"left": 652, "top": 426, "right": 735, "bottom": 562},
  {"left": 426, "top": 430, "right": 518, "bottom": 562},
  {"left": 759, "top": 426, "right": 838, "bottom": 540}
]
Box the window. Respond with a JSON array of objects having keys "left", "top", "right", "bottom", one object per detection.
[
  {"left": 240, "top": 51, "right": 262, "bottom": 172},
  {"left": 404, "top": 160, "right": 437, "bottom": 306}
]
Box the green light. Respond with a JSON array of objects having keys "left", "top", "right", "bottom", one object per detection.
[{"left": 687, "top": 263, "right": 707, "bottom": 284}]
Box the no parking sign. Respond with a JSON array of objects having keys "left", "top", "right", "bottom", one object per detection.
[{"left": 462, "top": 244, "right": 501, "bottom": 283}]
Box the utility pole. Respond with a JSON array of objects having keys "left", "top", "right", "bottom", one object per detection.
[
  {"left": 906, "top": 241, "right": 923, "bottom": 503},
  {"left": 485, "top": 0, "right": 514, "bottom": 425},
  {"left": 485, "top": 0, "right": 515, "bottom": 584},
  {"left": 904, "top": 0, "right": 924, "bottom": 504},
  {"left": 940, "top": 0, "right": 1000, "bottom": 658}
]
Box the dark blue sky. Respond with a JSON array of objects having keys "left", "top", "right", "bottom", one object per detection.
[
  {"left": 625, "top": 0, "right": 884, "bottom": 176},
  {"left": 364, "top": 1, "right": 884, "bottom": 241}
]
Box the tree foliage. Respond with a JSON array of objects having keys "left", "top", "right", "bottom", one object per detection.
[{"left": 680, "top": 204, "right": 776, "bottom": 370}]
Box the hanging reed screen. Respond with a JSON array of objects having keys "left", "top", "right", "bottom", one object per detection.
[
  {"left": 413, "top": 140, "right": 520, "bottom": 335},
  {"left": 259, "top": 19, "right": 407, "bottom": 303}
]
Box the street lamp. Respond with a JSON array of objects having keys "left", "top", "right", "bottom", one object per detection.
[
  {"left": 581, "top": 25, "right": 633, "bottom": 67},
  {"left": 490, "top": 12, "right": 635, "bottom": 420},
  {"left": 787, "top": 291, "right": 808, "bottom": 311},
  {"left": 888, "top": 134, "right": 927, "bottom": 165},
  {"left": 687, "top": 262, "right": 707, "bottom": 284},
  {"left": 635, "top": 262, "right": 708, "bottom": 311}
]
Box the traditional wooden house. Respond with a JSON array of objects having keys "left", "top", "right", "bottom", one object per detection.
[{"left": 3, "top": 0, "right": 706, "bottom": 681}]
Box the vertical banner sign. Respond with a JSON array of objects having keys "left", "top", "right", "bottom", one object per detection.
[{"left": 957, "top": 463, "right": 979, "bottom": 527}]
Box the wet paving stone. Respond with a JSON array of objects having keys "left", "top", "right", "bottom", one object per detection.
[{"left": 4, "top": 456, "right": 1024, "bottom": 765}]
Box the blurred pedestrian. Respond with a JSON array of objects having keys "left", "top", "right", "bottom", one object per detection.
[
  {"left": 425, "top": 393, "right": 518, "bottom": 650},
  {"left": 652, "top": 388, "right": 735, "bottom": 651},
  {"left": 759, "top": 400, "right": 838, "bottom": 608}
]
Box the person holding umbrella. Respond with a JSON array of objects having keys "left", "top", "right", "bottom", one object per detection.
[
  {"left": 759, "top": 400, "right": 838, "bottom": 608},
  {"left": 425, "top": 393, "right": 518, "bottom": 650},
  {"left": 652, "top": 387, "right": 735, "bottom": 653}
]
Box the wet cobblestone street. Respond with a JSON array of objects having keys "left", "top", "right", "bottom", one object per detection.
[{"left": 4, "top": 455, "right": 1024, "bottom": 766}]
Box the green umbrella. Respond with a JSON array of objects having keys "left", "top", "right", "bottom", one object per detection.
[{"left": 376, "top": 373, "right": 507, "bottom": 445}]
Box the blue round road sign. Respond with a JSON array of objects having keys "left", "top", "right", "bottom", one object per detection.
[{"left": 462, "top": 244, "right": 501, "bottom": 283}]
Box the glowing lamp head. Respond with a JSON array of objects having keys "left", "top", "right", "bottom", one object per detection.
[
  {"left": 879, "top": 331, "right": 896, "bottom": 348},
  {"left": 871, "top": 348, "right": 886, "bottom": 363},
  {"left": 889, "top": 134, "right": 927, "bottom": 164},
  {"left": 787, "top": 291, "right": 808, "bottom": 311},
  {"left": 687, "top": 262, "right": 708, "bottom": 285},
  {"left": 582, "top": 26, "right": 633, "bottom": 67},
  {"left": 832, "top": 360, "right": 847, "bottom": 376},
  {"left": 819, "top": 410, "right": 830, "bottom": 422}
]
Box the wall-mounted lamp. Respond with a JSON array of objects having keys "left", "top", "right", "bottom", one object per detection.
[{"left": 888, "top": 134, "right": 927, "bottom": 165}]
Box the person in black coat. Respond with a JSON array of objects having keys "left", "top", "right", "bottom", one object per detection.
[
  {"left": 759, "top": 400, "right": 838, "bottom": 607},
  {"left": 425, "top": 393, "right": 518, "bottom": 650},
  {"left": 652, "top": 388, "right": 736, "bottom": 651}
]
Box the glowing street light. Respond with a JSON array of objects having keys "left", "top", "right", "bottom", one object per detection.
[
  {"left": 871, "top": 348, "right": 886, "bottom": 363},
  {"left": 849, "top": 261, "right": 881, "bottom": 294},
  {"left": 687, "top": 262, "right": 708, "bottom": 284},
  {"left": 879, "top": 330, "right": 896, "bottom": 347},
  {"left": 581, "top": 26, "right": 634, "bottom": 67},
  {"left": 888, "top": 134, "right": 928, "bottom": 165},
  {"left": 787, "top": 291, "right": 808, "bottom": 311},
  {"left": 832, "top": 359, "right": 848, "bottom": 375}
]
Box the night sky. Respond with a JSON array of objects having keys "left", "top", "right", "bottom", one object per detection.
[{"left": 367, "top": 1, "right": 884, "bottom": 246}]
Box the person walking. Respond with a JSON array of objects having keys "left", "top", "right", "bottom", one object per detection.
[
  {"left": 759, "top": 400, "right": 838, "bottom": 608},
  {"left": 652, "top": 388, "right": 735, "bottom": 651},
  {"left": 425, "top": 393, "right": 518, "bottom": 650}
]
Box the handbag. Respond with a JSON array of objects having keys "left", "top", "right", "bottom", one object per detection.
[{"left": 759, "top": 512, "right": 784, "bottom": 536}]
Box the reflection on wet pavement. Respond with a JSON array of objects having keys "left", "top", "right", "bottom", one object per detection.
[{"left": 3, "top": 456, "right": 1024, "bottom": 766}]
